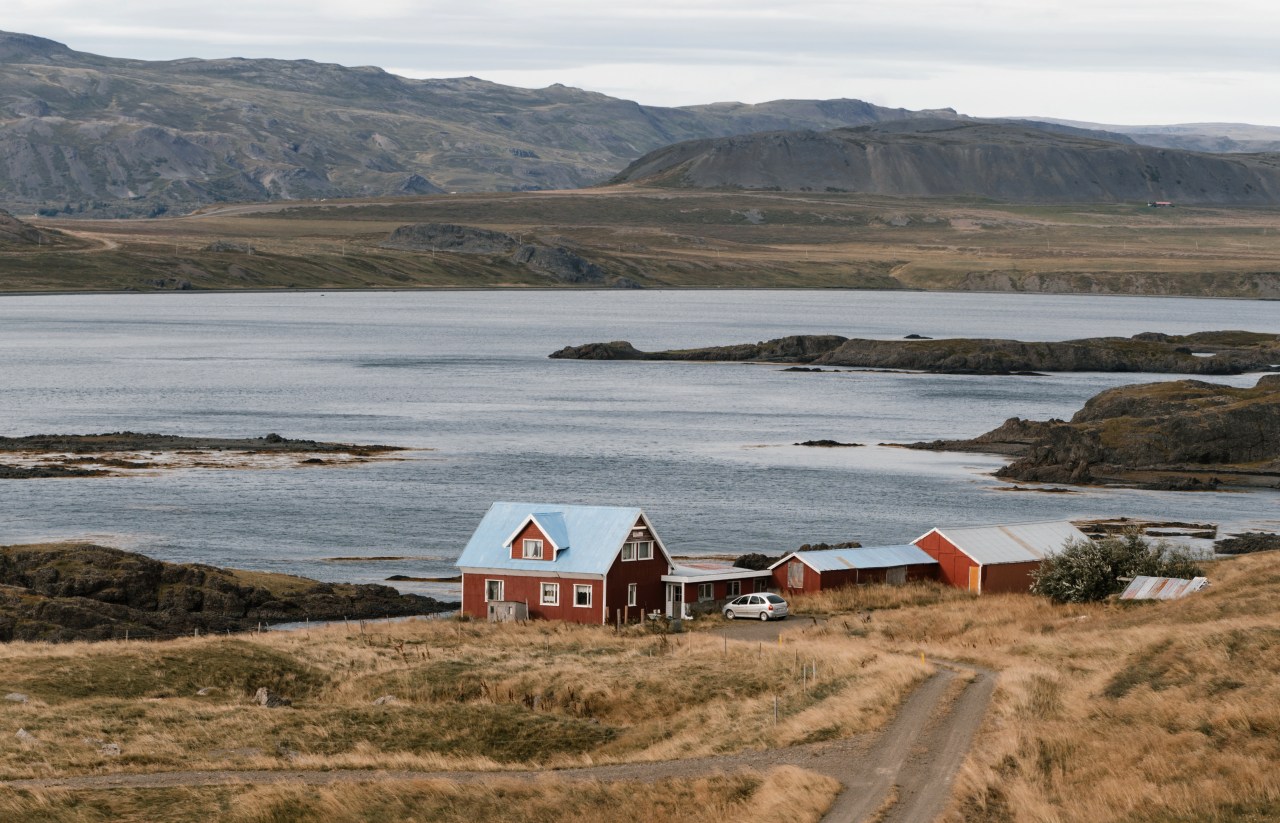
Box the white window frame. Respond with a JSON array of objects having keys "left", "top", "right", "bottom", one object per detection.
[
  {"left": 636, "top": 541, "right": 653, "bottom": 560},
  {"left": 523, "top": 538, "right": 544, "bottom": 559},
  {"left": 540, "top": 582, "right": 559, "bottom": 606},
  {"left": 697, "top": 582, "right": 713, "bottom": 602},
  {"left": 727, "top": 580, "right": 741, "bottom": 597},
  {"left": 627, "top": 583, "right": 637, "bottom": 607},
  {"left": 485, "top": 579, "right": 504, "bottom": 602},
  {"left": 573, "top": 584, "right": 593, "bottom": 608},
  {"left": 621, "top": 542, "right": 635, "bottom": 561}
]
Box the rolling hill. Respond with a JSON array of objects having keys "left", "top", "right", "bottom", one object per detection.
[{"left": 609, "top": 119, "right": 1280, "bottom": 204}]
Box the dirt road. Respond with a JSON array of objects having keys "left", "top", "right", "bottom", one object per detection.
[{"left": 0, "top": 618, "right": 994, "bottom": 822}]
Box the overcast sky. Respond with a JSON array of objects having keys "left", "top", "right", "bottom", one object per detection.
[{"left": 5, "top": 0, "right": 1279, "bottom": 126}]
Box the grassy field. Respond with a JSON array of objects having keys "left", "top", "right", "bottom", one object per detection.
[
  {"left": 3, "top": 551, "right": 1278, "bottom": 820},
  {"left": 0, "top": 768, "right": 839, "bottom": 823},
  {"left": 788, "top": 551, "right": 1280, "bottom": 822},
  {"left": 0, "top": 616, "right": 926, "bottom": 779},
  {"left": 5, "top": 188, "right": 1280, "bottom": 296}
]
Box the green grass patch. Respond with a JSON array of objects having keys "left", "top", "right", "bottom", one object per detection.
[{"left": 8, "top": 641, "right": 326, "bottom": 701}]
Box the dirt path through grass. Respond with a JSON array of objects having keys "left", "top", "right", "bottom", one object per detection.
[{"left": 0, "top": 621, "right": 994, "bottom": 823}]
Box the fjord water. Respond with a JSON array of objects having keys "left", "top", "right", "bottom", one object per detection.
[{"left": 2, "top": 290, "right": 1277, "bottom": 598}]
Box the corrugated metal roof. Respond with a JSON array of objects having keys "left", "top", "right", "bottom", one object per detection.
[
  {"left": 457, "top": 502, "right": 664, "bottom": 576},
  {"left": 774, "top": 545, "right": 938, "bottom": 573},
  {"left": 1120, "top": 576, "right": 1210, "bottom": 600},
  {"left": 922, "top": 520, "right": 1089, "bottom": 565},
  {"left": 531, "top": 511, "right": 570, "bottom": 551},
  {"left": 664, "top": 562, "right": 771, "bottom": 582}
]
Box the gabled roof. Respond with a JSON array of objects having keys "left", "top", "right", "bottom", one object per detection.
[
  {"left": 916, "top": 520, "right": 1089, "bottom": 565},
  {"left": 503, "top": 511, "right": 570, "bottom": 554},
  {"left": 770, "top": 545, "right": 937, "bottom": 572},
  {"left": 457, "top": 502, "right": 670, "bottom": 576}
]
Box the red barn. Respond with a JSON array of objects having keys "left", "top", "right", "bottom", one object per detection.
[
  {"left": 456, "top": 502, "right": 673, "bottom": 625},
  {"left": 770, "top": 545, "right": 938, "bottom": 595},
  {"left": 912, "top": 520, "right": 1090, "bottom": 594}
]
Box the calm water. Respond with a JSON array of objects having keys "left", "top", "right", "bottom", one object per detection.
[{"left": 2, "top": 290, "right": 1277, "bottom": 599}]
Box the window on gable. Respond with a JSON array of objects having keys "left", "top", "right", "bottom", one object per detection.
[
  {"left": 540, "top": 582, "right": 559, "bottom": 606},
  {"left": 621, "top": 542, "right": 635, "bottom": 561},
  {"left": 627, "top": 583, "right": 637, "bottom": 607},
  {"left": 523, "top": 539, "right": 544, "bottom": 559},
  {"left": 727, "top": 580, "right": 741, "bottom": 597},
  {"left": 485, "top": 579, "right": 504, "bottom": 602},
  {"left": 636, "top": 541, "right": 653, "bottom": 560},
  {"left": 697, "top": 583, "right": 713, "bottom": 602},
  {"left": 574, "top": 584, "right": 592, "bottom": 608}
]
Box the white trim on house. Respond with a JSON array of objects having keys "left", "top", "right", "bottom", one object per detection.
[
  {"left": 540, "top": 581, "right": 560, "bottom": 606},
  {"left": 627, "top": 582, "right": 637, "bottom": 607},
  {"left": 573, "top": 584, "right": 593, "bottom": 608},
  {"left": 523, "top": 538, "right": 544, "bottom": 559},
  {"left": 502, "top": 515, "right": 562, "bottom": 558},
  {"left": 484, "top": 579, "right": 504, "bottom": 602},
  {"left": 460, "top": 567, "right": 606, "bottom": 581}
]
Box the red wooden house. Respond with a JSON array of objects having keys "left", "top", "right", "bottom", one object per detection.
[
  {"left": 770, "top": 545, "right": 938, "bottom": 595},
  {"left": 912, "top": 520, "right": 1089, "bottom": 594},
  {"left": 456, "top": 502, "right": 674, "bottom": 625}
]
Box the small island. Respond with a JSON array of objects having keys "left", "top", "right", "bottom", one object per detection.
[
  {"left": 0, "top": 432, "right": 409, "bottom": 478},
  {"left": 904, "top": 374, "right": 1280, "bottom": 490},
  {"left": 550, "top": 331, "right": 1280, "bottom": 375}
]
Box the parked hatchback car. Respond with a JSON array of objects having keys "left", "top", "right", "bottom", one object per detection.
[{"left": 722, "top": 593, "right": 789, "bottom": 621}]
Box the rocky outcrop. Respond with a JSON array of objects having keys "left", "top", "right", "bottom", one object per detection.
[
  {"left": 0, "top": 543, "right": 456, "bottom": 642},
  {"left": 382, "top": 223, "right": 618, "bottom": 285},
  {"left": 551, "top": 331, "right": 1280, "bottom": 375},
  {"left": 906, "top": 375, "right": 1280, "bottom": 489},
  {"left": 0, "top": 208, "right": 49, "bottom": 246},
  {"left": 380, "top": 223, "right": 518, "bottom": 254},
  {"left": 551, "top": 335, "right": 849, "bottom": 363}
]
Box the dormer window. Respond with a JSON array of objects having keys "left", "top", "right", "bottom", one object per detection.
[{"left": 523, "top": 539, "right": 544, "bottom": 559}]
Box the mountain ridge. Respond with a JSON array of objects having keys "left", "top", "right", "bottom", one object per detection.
[
  {"left": 608, "top": 119, "right": 1280, "bottom": 204},
  {"left": 0, "top": 31, "right": 961, "bottom": 216}
]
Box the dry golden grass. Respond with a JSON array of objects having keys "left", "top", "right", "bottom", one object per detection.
[
  {"left": 0, "top": 617, "right": 926, "bottom": 781},
  {"left": 0, "top": 765, "right": 839, "bottom": 823},
  {"left": 10, "top": 189, "right": 1280, "bottom": 295},
  {"left": 780, "top": 554, "right": 1280, "bottom": 822}
]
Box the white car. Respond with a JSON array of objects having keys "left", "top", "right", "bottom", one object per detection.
[{"left": 722, "top": 593, "right": 789, "bottom": 621}]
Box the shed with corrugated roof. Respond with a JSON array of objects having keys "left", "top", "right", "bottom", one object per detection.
[
  {"left": 769, "top": 545, "right": 939, "bottom": 595},
  {"left": 912, "top": 520, "right": 1089, "bottom": 594}
]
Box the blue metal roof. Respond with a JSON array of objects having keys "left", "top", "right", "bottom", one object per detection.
[
  {"left": 457, "top": 502, "right": 663, "bottom": 576},
  {"left": 778, "top": 545, "right": 938, "bottom": 572}
]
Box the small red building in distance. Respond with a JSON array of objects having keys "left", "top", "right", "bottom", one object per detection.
[
  {"left": 456, "top": 502, "right": 675, "bottom": 625},
  {"left": 912, "top": 520, "right": 1090, "bottom": 594},
  {"left": 770, "top": 545, "right": 938, "bottom": 595}
]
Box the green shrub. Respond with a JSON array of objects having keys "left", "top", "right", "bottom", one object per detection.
[{"left": 1031, "top": 534, "right": 1203, "bottom": 603}]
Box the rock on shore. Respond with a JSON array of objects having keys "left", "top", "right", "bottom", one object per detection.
[
  {"left": 906, "top": 374, "right": 1280, "bottom": 489},
  {"left": 550, "top": 331, "right": 1280, "bottom": 375},
  {"left": 0, "top": 543, "right": 456, "bottom": 642}
]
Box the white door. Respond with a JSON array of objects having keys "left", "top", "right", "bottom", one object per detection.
[{"left": 665, "top": 583, "right": 683, "bottom": 617}]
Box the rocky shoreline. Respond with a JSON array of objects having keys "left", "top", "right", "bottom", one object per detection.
[
  {"left": 904, "top": 375, "right": 1280, "bottom": 490},
  {"left": 550, "top": 331, "right": 1280, "bottom": 375},
  {"left": 0, "top": 432, "right": 408, "bottom": 478},
  {"left": 0, "top": 543, "right": 456, "bottom": 642}
]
